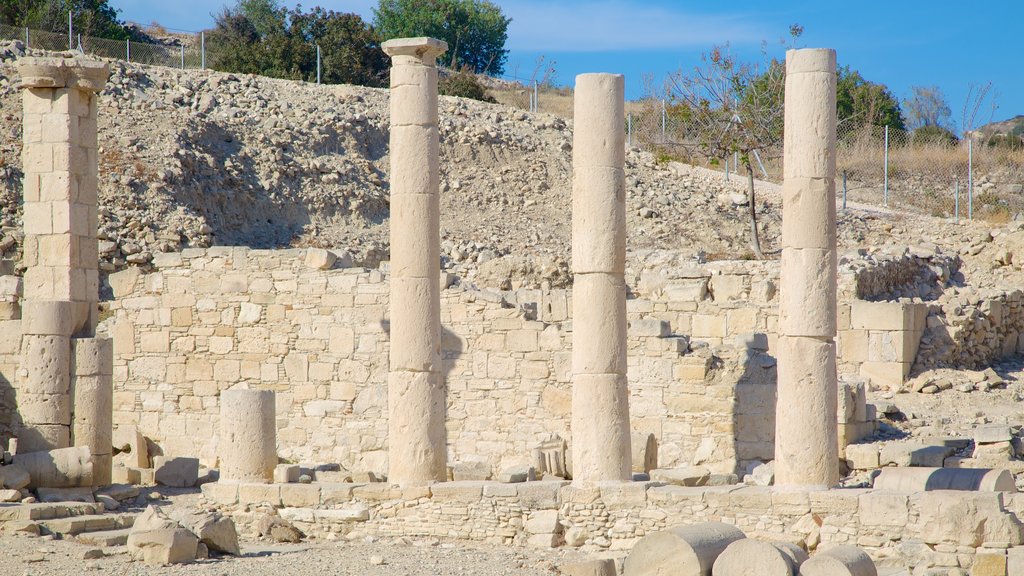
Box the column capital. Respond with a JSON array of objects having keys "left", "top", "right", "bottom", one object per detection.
[
  {"left": 382, "top": 37, "right": 448, "bottom": 65},
  {"left": 785, "top": 48, "right": 836, "bottom": 75},
  {"left": 17, "top": 56, "right": 109, "bottom": 93}
]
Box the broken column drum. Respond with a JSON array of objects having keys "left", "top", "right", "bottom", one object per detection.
[
  {"left": 382, "top": 37, "right": 449, "bottom": 486},
  {"left": 16, "top": 57, "right": 110, "bottom": 455},
  {"left": 219, "top": 389, "right": 277, "bottom": 483},
  {"left": 775, "top": 48, "right": 840, "bottom": 489},
  {"left": 570, "top": 73, "right": 632, "bottom": 483},
  {"left": 71, "top": 337, "right": 114, "bottom": 485}
]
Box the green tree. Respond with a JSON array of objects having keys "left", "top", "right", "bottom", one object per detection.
[
  {"left": 836, "top": 66, "right": 905, "bottom": 130},
  {"left": 1, "top": 0, "right": 131, "bottom": 40},
  {"left": 206, "top": 1, "right": 387, "bottom": 87},
  {"left": 373, "top": 0, "right": 510, "bottom": 75}
]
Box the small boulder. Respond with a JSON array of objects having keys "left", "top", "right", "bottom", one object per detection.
[
  {"left": 170, "top": 509, "right": 240, "bottom": 556},
  {"left": 154, "top": 457, "right": 199, "bottom": 488},
  {"left": 747, "top": 462, "right": 775, "bottom": 486},
  {"left": 650, "top": 466, "right": 711, "bottom": 487},
  {"left": 0, "top": 465, "right": 30, "bottom": 490},
  {"left": 126, "top": 505, "right": 198, "bottom": 566}
]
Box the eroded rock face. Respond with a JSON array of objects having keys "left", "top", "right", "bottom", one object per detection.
[{"left": 917, "top": 491, "right": 1023, "bottom": 547}]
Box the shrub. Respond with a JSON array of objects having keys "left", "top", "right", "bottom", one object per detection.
[{"left": 439, "top": 71, "right": 496, "bottom": 103}]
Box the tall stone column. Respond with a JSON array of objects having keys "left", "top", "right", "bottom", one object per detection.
[
  {"left": 382, "top": 37, "right": 448, "bottom": 486},
  {"left": 570, "top": 74, "right": 632, "bottom": 483},
  {"left": 16, "top": 57, "right": 109, "bottom": 455},
  {"left": 775, "top": 48, "right": 839, "bottom": 489}
]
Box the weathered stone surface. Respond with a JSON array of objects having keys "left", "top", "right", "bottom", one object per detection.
[
  {"left": 0, "top": 464, "right": 31, "bottom": 489},
  {"left": 623, "top": 522, "right": 746, "bottom": 576},
  {"left": 712, "top": 539, "right": 800, "bottom": 575},
  {"left": 559, "top": 559, "right": 616, "bottom": 576},
  {"left": 154, "top": 457, "right": 199, "bottom": 488},
  {"left": 798, "top": 544, "right": 877, "bottom": 576},
  {"left": 170, "top": 509, "right": 240, "bottom": 556},
  {"left": 13, "top": 446, "right": 92, "bottom": 488},
  {"left": 650, "top": 467, "right": 710, "bottom": 487},
  {"left": 874, "top": 468, "right": 1015, "bottom": 493},
  {"left": 126, "top": 505, "right": 198, "bottom": 566}
]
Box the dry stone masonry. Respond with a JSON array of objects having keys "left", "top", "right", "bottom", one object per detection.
[
  {"left": 775, "top": 48, "right": 840, "bottom": 489},
  {"left": 382, "top": 37, "right": 449, "bottom": 486},
  {"left": 570, "top": 73, "right": 632, "bottom": 484}
]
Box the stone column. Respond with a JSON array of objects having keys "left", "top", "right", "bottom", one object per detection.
[
  {"left": 219, "top": 389, "right": 276, "bottom": 483},
  {"left": 382, "top": 37, "right": 448, "bottom": 486},
  {"left": 775, "top": 48, "right": 839, "bottom": 489},
  {"left": 570, "top": 73, "right": 631, "bottom": 483},
  {"left": 17, "top": 300, "right": 73, "bottom": 452},
  {"left": 71, "top": 337, "right": 113, "bottom": 485},
  {"left": 18, "top": 57, "right": 108, "bottom": 335},
  {"left": 16, "top": 57, "right": 108, "bottom": 457}
]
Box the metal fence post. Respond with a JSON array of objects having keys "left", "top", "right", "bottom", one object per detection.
[
  {"left": 627, "top": 112, "right": 632, "bottom": 148},
  {"left": 842, "top": 170, "right": 847, "bottom": 210},
  {"left": 180, "top": 45, "right": 184, "bottom": 68},
  {"left": 77, "top": 33, "right": 82, "bottom": 53},
  {"left": 955, "top": 177, "right": 960, "bottom": 223},
  {"left": 725, "top": 158, "right": 730, "bottom": 182},
  {"left": 24, "top": 27, "right": 29, "bottom": 48},
  {"left": 68, "top": 11, "right": 72, "bottom": 50},
  {"left": 883, "top": 124, "right": 889, "bottom": 207},
  {"left": 316, "top": 44, "right": 321, "bottom": 84},
  {"left": 126, "top": 38, "right": 130, "bottom": 62},
  {"left": 201, "top": 32, "right": 206, "bottom": 69},
  {"left": 661, "top": 99, "right": 666, "bottom": 141},
  {"left": 968, "top": 139, "right": 974, "bottom": 219},
  {"left": 533, "top": 81, "right": 538, "bottom": 113}
]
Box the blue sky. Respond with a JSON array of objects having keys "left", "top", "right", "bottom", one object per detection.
[{"left": 111, "top": 0, "right": 1023, "bottom": 130}]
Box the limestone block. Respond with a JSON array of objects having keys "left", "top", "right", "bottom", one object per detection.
[
  {"left": 169, "top": 509, "right": 240, "bottom": 556},
  {"left": 451, "top": 460, "right": 491, "bottom": 481},
  {"left": 127, "top": 505, "right": 198, "bottom": 566},
  {"left": 1007, "top": 548, "right": 1024, "bottom": 576},
  {"left": 390, "top": 81, "right": 439, "bottom": 127},
  {"left": 798, "top": 544, "right": 876, "bottom": 576},
  {"left": 858, "top": 361, "right": 910, "bottom": 390},
  {"left": 72, "top": 373, "right": 112, "bottom": 443},
  {"left": 154, "top": 456, "right": 199, "bottom": 488},
  {"left": 497, "top": 465, "right": 535, "bottom": 483},
  {"left": 17, "top": 392, "right": 71, "bottom": 425},
  {"left": 0, "top": 465, "right": 30, "bottom": 489},
  {"left": 623, "top": 521, "right": 746, "bottom": 576},
  {"left": 524, "top": 509, "right": 560, "bottom": 534},
  {"left": 280, "top": 484, "right": 321, "bottom": 507},
  {"left": 200, "top": 482, "right": 238, "bottom": 506},
  {"left": 844, "top": 444, "right": 879, "bottom": 470},
  {"left": 973, "top": 552, "right": 1007, "bottom": 576},
  {"left": 631, "top": 318, "right": 671, "bottom": 338},
  {"left": 712, "top": 539, "right": 803, "bottom": 575},
  {"left": 572, "top": 166, "right": 625, "bottom": 275},
  {"left": 20, "top": 300, "right": 73, "bottom": 336},
  {"left": 387, "top": 370, "right": 446, "bottom": 485},
  {"left": 389, "top": 125, "right": 439, "bottom": 196},
  {"left": 20, "top": 334, "right": 71, "bottom": 395},
  {"left": 867, "top": 330, "right": 921, "bottom": 364},
  {"left": 571, "top": 373, "right": 631, "bottom": 483},
  {"left": 874, "top": 468, "right": 1015, "bottom": 493},
  {"left": 389, "top": 193, "right": 440, "bottom": 279},
  {"left": 782, "top": 177, "right": 835, "bottom": 250},
  {"left": 774, "top": 335, "right": 838, "bottom": 489},
  {"left": 389, "top": 277, "right": 441, "bottom": 372},
  {"left": 631, "top": 432, "right": 658, "bottom": 473},
  {"left": 71, "top": 337, "right": 113, "bottom": 376},
  {"left": 850, "top": 301, "right": 914, "bottom": 331},
  {"left": 16, "top": 424, "right": 70, "bottom": 453},
  {"left": 573, "top": 73, "right": 625, "bottom": 170},
  {"left": 778, "top": 248, "right": 836, "bottom": 338},
  {"left": 274, "top": 464, "right": 300, "bottom": 484},
  {"left": 381, "top": 37, "right": 448, "bottom": 63},
  {"left": 879, "top": 443, "right": 953, "bottom": 468},
  {"left": 572, "top": 273, "right": 627, "bottom": 375},
  {"left": 650, "top": 466, "right": 710, "bottom": 487},
  {"left": 218, "top": 389, "right": 276, "bottom": 484},
  {"left": 783, "top": 49, "right": 836, "bottom": 181},
  {"left": 918, "top": 491, "right": 1023, "bottom": 547},
  {"left": 13, "top": 445, "right": 92, "bottom": 488},
  {"left": 112, "top": 425, "right": 149, "bottom": 469}
]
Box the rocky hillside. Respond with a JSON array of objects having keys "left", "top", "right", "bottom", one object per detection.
[{"left": 0, "top": 42, "right": 1005, "bottom": 290}]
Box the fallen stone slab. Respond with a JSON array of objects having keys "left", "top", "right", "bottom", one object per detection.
[
  {"left": 497, "top": 465, "right": 536, "bottom": 483},
  {"left": 36, "top": 486, "right": 94, "bottom": 503},
  {"left": 560, "top": 558, "right": 616, "bottom": 576},
  {"left": 879, "top": 443, "right": 954, "bottom": 467},
  {"left": 76, "top": 527, "right": 131, "bottom": 547},
  {"left": 0, "top": 464, "right": 30, "bottom": 489},
  {"left": 624, "top": 522, "right": 746, "bottom": 576},
  {"left": 170, "top": 509, "right": 240, "bottom": 555},
  {"left": 650, "top": 466, "right": 711, "bottom": 487},
  {"left": 154, "top": 457, "right": 199, "bottom": 488},
  {"left": 799, "top": 545, "right": 877, "bottom": 576},
  {"left": 873, "top": 467, "right": 1015, "bottom": 492}
]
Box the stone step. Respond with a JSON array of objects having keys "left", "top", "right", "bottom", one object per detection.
[
  {"left": 75, "top": 527, "right": 131, "bottom": 547},
  {"left": 39, "top": 513, "right": 135, "bottom": 535},
  {"left": 0, "top": 502, "right": 100, "bottom": 522}
]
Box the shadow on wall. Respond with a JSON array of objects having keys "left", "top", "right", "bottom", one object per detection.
[{"left": 731, "top": 337, "right": 778, "bottom": 476}]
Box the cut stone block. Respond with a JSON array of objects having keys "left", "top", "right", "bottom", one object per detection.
[{"left": 153, "top": 456, "right": 199, "bottom": 488}]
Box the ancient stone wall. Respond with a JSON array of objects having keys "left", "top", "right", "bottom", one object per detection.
[{"left": 96, "top": 248, "right": 777, "bottom": 476}]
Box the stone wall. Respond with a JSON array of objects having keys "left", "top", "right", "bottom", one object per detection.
[
  {"left": 202, "top": 479, "right": 1024, "bottom": 572},
  {"left": 98, "top": 248, "right": 777, "bottom": 476}
]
